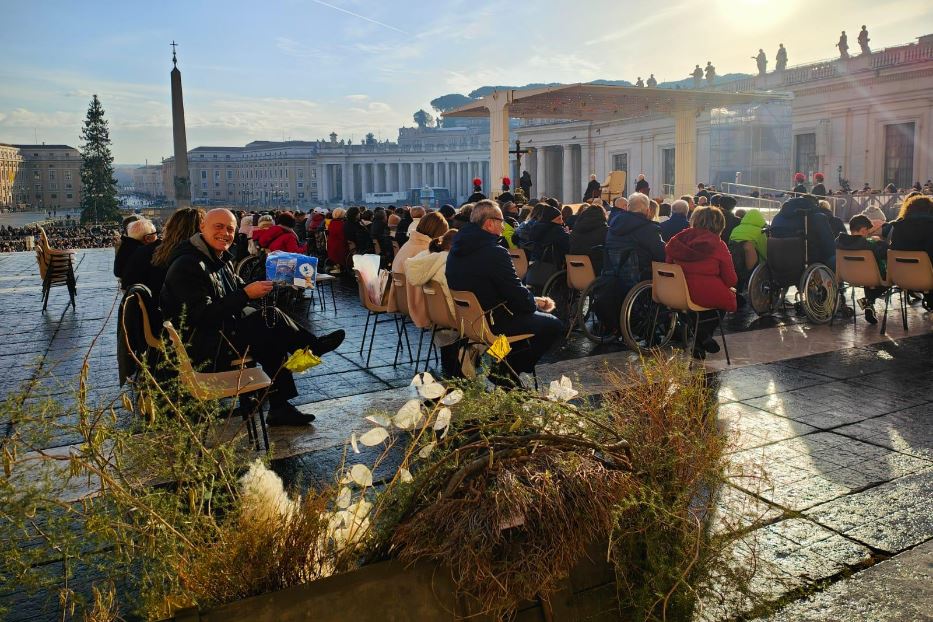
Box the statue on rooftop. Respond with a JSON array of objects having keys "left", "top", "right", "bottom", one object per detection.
[
  {"left": 705, "top": 61, "right": 716, "bottom": 84},
  {"left": 775, "top": 44, "right": 787, "bottom": 71},
  {"left": 635, "top": 77, "right": 644, "bottom": 87},
  {"left": 691, "top": 64, "right": 703, "bottom": 88},
  {"left": 753, "top": 49, "right": 767, "bottom": 76},
  {"left": 837, "top": 31, "right": 849, "bottom": 59},
  {"left": 858, "top": 25, "right": 871, "bottom": 55},
  {"left": 646, "top": 74, "right": 657, "bottom": 87}
]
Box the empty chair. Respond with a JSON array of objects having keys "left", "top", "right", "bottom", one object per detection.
[
  {"left": 651, "top": 262, "right": 730, "bottom": 365},
  {"left": 882, "top": 250, "right": 933, "bottom": 333}
]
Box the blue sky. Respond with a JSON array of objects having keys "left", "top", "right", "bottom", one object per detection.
[{"left": 1, "top": 0, "right": 930, "bottom": 163}]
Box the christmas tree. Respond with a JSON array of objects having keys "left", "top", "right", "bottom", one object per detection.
[{"left": 79, "top": 95, "right": 120, "bottom": 223}]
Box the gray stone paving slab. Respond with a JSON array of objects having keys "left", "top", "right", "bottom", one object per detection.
[
  {"left": 718, "top": 402, "right": 818, "bottom": 452},
  {"left": 834, "top": 402, "right": 933, "bottom": 461},
  {"left": 757, "top": 538, "right": 933, "bottom": 622},
  {"left": 729, "top": 432, "right": 933, "bottom": 511},
  {"left": 715, "top": 365, "right": 831, "bottom": 403},
  {"left": 805, "top": 469, "right": 933, "bottom": 554}
]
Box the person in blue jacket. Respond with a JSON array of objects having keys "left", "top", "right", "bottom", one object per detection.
[
  {"left": 446, "top": 200, "right": 563, "bottom": 379},
  {"left": 769, "top": 197, "right": 836, "bottom": 266},
  {"left": 603, "top": 192, "right": 666, "bottom": 290}
]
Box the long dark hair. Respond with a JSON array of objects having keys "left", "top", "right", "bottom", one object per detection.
[{"left": 152, "top": 208, "right": 205, "bottom": 267}]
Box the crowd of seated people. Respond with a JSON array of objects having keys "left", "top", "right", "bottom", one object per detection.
[{"left": 0, "top": 222, "right": 120, "bottom": 253}]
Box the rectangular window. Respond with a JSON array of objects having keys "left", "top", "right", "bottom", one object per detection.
[
  {"left": 226, "top": 170, "right": 233, "bottom": 179},
  {"left": 214, "top": 170, "right": 220, "bottom": 180},
  {"left": 66, "top": 193, "right": 73, "bottom": 199},
  {"left": 297, "top": 182, "right": 303, "bottom": 188},
  {"left": 297, "top": 169, "right": 304, "bottom": 178},
  {"left": 34, "top": 171, "right": 40, "bottom": 180},
  {"left": 50, "top": 183, "right": 57, "bottom": 190},
  {"left": 298, "top": 192, "right": 305, "bottom": 199},
  {"left": 884, "top": 122, "right": 915, "bottom": 190},
  {"left": 64, "top": 170, "right": 72, "bottom": 181},
  {"left": 49, "top": 170, "right": 56, "bottom": 181},
  {"left": 200, "top": 171, "right": 207, "bottom": 179},
  {"left": 50, "top": 193, "right": 57, "bottom": 199},
  {"left": 611, "top": 153, "right": 629, "bottom": 195},
  {"left": 201, "top": 181, "right": 207, "bottom": 189},
  {"left": 284, "top": 169, "right": 288, "bottom": 178},
  {"left": 661, "top": 148, "right": 676, "bottom": 194}
]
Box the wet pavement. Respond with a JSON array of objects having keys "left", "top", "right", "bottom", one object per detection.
[{"left": 1, "top": 247, "right": 932, "bottom": 621}]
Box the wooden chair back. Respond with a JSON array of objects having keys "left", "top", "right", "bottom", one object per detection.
[
  {"left": 651, "top": 262, "right": 709, "bottom": 312},
  {"left": 508, "top": 247, "right": 528, "bottom": 280},
  {"left": 836, "top": 250, "right": 885, "bottom": 288},
  {"left": 422, "top": 280, "right": 457, "bottom": 330},
  {"left": 887, "top": 250, "right": 933, "bottom": 293},
  {"left": 565, "top": 254, "right": 596, "bottom": 291}
]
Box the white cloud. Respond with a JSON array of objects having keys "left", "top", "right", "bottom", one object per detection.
[
  {"left": 0, "top": 108, "right": 82, "bottom": 129},
  {"left": 345, "top": 94, "right": 369, "bottom": 101}
]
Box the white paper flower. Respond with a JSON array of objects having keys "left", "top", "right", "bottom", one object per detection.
[
  {"left": 359, "top": 427, "right": 389, "bottom": 446},
  {"left": 433, "top": 407, "right": 451, "bottom": 432},
  {"left": 336, "top": 486, "right": 352, "bottom": 509},
  {"left": 418, "top": 441, "right": 437, "bottom": 459},
  {"left": 365, "top": 413, "right": 392, "bottom": 427},
  {"left": 399, "top": 468, "right": 413, "bottom": 483},
  {"left": 349, "top": 463, "right": 373, "bottom": 487},
  {"left": 440, "top": 389, "right": 463, "bottom": 405},
  {"left": 547, "top": 376, "right": 578, "bottom": 402},
  {"left": 393, "top": 399, "right": 423, "bottom": 430},
  {"left": 350, "top": 432, "right": 360, "bottom": 454}
]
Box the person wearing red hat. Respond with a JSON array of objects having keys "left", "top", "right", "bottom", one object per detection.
[
  {"left": 792, "top": 172, "right": 808, "bottom": 195},
  {"left": 467, "top": 177, "right": 486, "bottom": 203},
  {"left": 497, "top": 176, "right": 515, "bottom": 204},
  {"left": 811, "top": 172, "right": 827, "bottom": 197}
]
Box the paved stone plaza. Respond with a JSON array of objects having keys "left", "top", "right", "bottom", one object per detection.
[{"left": 1, "top": 247, "right": 932, "bottom": 621}]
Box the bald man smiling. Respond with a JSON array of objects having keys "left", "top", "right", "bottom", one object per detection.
[{"left": 160, "top": 209, "right": 344, "bottom": 425}]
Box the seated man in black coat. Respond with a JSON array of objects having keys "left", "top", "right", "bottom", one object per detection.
[
  {"left": 446, "top": 201, "right": 563, "bottom": 380},
  {"left": 160, "top": 209, "right": 344, "bottom": 425}
]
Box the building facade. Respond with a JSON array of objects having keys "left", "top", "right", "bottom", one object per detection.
[
  {"left": 0, "top": 144, "right": 82, "bottom": 210},
  {"left": 0, "top": 144, "right": 23, "bottom": 209},
  {"left": 132, "top": 165, "right": 164, "bottom": 198},
  {"left": 515, "top": 35, "right": 933, "bottom": 203}
]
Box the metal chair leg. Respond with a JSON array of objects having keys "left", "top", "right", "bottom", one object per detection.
[
  {"left": 257, "top": 404, "right": 270, "bottom": 452},
  {"left": 415, "top": 328, "right": 426, "bottom": 373},
  {"left": 718, "top": 311, "right": 731, "bottom": 366},
  {"left": 881, "top": 288, "right": 892, "bottom": 334},
  {"left": 360, "top": 311, "right": 371, "bottom": 355},
  {"left": 393, "top": 316, "right": 404, "bottom": 367},
  {"left": 901, "top": 290, "right": 909, "bottom": 331},
  {"left": 366, "top": 313, "right": 381, "bottom": 367}
]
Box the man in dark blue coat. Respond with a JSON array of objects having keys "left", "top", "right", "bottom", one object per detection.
[
  {"left": 769, "top": 197, "right": 835, "bottom": 266},
  {"left": 446, "top": 200, "right": 563, "bottom": 377},
  {"left": 604, "top": 193, "right": 666, "bottom": 285},
  {"left": 660, "top": 199, "right": 690, "bottom": 242}
]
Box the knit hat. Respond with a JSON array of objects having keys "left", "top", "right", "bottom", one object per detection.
[{"left": 540, "top": 204, "right": 562, "bottom": 222}]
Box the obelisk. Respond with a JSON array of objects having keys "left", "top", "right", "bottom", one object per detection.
[{"left": 170, "top": 42, "right": 191, "bottom": 209}]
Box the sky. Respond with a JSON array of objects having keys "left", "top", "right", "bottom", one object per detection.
[{"left": 1, "top": 0, "right": 931, "bottom": 164}]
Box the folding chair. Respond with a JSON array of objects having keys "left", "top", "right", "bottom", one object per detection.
[
  {"left": 389, "top": 272, "right": 416, "bottom": 366},
  {"left": 882, "top": 250, "right": 933, "bottom": 334},
  {"left": 449, "top": 289, "right": 538, "bottom": 388},
  {"left": 508, "top": 247, "right": 529, "bottom": 280},
  {"left": 834, "top": 250, "right": 889, "bottom": 330},
  {"left": 163, "top": 321, "right": 272, "bottom": 451},
  {"left": 651, "top": 262, "right": 731, "bottom": 365},
  {"left": 420, "top": 280, "right": 457, "bottom": 373}
]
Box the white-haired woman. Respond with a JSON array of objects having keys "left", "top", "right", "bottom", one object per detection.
[{"left": 114, "top": 217, "right": 156, "bottom": 283}]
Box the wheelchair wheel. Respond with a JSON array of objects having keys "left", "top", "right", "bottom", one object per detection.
[
  {"left": 542, "top": 270, "right": 573, "bottom": 325},
  {"left": 748, "top": 262, "right": 781, "bottom": 315},
  {"left": 578, "top": 281, "right": 615, "bottom": 344},
  {"left": 620, "top": 280, "right": 677, "bottom": 353},
  {"left": 237, "top": 254, "right": 265, "bottom": 284},
  {"left": 799, "top": 263, "right": 838, "bottom": 324}
]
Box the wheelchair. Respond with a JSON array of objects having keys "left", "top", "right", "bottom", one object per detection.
[{"left": 746, "top": 210, "right": 839, "bottom": 324}]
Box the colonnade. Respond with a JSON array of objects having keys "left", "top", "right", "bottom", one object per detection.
[{"left": 317, "top": 159, "right": 493, "bottom": 204}]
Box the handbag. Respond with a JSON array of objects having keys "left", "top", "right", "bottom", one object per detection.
[{"left": 523, "top": 244, "right": 559, "bottom": 292}]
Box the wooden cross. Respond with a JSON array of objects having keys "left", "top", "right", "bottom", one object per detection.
[{"left": 509, "top": 140, "right": 530, "bottom": 177}]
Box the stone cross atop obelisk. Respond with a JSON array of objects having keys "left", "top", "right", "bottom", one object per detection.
[{"left": 170, "top": 41, "right": 191, "bottom": 209}]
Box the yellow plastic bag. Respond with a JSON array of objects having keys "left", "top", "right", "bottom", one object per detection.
[
  {"left": 284, "top": 348, "right": 322, "bottom": 373},
  {"left": 487, "top": 334, "right": 511, "bottom": 363}
]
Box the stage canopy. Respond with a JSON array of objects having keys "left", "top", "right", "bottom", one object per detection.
[{"left": 443, "top": 83, "right": 791, "bottom": 197}]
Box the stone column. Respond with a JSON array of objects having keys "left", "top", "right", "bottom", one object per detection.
[
  {"left": 673, "top": 108, "right": 697, "bottom": 198},
  {"left": 345, "top": 162, "right": 356, "bottom": 202},
  {"left": 528, "top": 147, "right": 547, "bottom": 199},
  {"left": 320, "top": 164, "right": 330, "bottom": 203},
  {"left": 361, "top": 163, "right": 370, "bottom": 198},
  {"left": 562, "top": 144, "right": 575, "bottom": 204}
]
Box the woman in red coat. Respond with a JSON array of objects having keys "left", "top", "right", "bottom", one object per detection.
[
  {"left": 665, "top": 206, "right": 737, "bottom": 357},
  {"left": 253, "top": 212, "right": 306, "bottom": 254},
  {"left": 326, "top": 208, "right": 348, "bottom": 273}
]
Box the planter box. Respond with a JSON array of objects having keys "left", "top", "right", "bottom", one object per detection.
[{"left": 165, "top": 542, "right": 621, "bottom": 622}]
